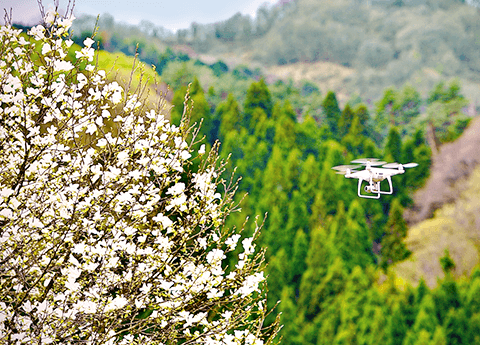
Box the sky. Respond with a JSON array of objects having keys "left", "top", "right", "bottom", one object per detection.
[{"left": 1, "top": 0, "right": 278, "bottom": 32}]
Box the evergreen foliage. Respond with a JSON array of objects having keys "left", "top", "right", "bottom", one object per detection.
[
  {"left": 161, "top": 71, "right": 479, "bottom": 344},
  {"left": 380, "top": 199, "right": 411, "bottom": 270},
  {"left": 322, "top": 91, "right": 341, "bottom": 137}
]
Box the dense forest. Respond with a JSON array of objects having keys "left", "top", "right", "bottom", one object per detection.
[
  {"left": 11, "top": 0, "right": 480, "bottom": 343},
  {"left": 165, "top": 76, "right": 475, "bottom": 344}
]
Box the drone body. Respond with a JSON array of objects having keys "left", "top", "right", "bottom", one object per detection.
[{"left": 332, "top": 158, "right": 418, "bottom": 199}]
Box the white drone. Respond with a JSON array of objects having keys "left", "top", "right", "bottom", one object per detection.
[{"left": 332, "top": 158, "right": 418, "bottom": 199}]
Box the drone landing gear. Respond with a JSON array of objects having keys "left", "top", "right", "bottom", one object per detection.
[{"left": 357, "top": 177, "right": 393, "bottom": 199}]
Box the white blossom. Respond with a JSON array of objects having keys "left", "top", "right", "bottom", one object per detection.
[{"left": 0, "top": 12, "right": 278, "bottom": 345}]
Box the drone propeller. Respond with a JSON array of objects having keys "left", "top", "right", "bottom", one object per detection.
[
  {"left": 335, "top": 169, "right": 359, "bottom": 175},
  {"left": 351, "top": 158, "right": 379, "bottom": 163},
  {"left": 351, "top": 158, "right": 386, "bottom": 166},
  {"left": 382, "top": 162, "right": 418, "bottom": 169},
  {"left": 332, "top": 165, "right": 362, "bottom": 171}
]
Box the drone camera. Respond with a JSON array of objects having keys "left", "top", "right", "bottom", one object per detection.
[{"left": 365, "top": 185, "right": 379, "bottom": 193}]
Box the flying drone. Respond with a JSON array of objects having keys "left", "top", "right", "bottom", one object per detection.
[{"left": 332, "top": 158, "right": 418, "bottom": 199}]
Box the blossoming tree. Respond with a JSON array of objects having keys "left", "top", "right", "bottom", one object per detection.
[{"left": 0, "top": 6, "right": 279, "bottom": 344}]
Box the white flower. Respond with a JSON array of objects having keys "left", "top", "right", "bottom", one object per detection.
[
  {"left": 166, "top": 182, "right": 185, "bottom": 196},
  {"left": 53, "top": 60, "right": 74, "bottom": 72},
  {"left": 116, "top": 192, "right": 133, "bottom": 204},
  {"left": 29, "top": 25, "right": 45, "bottom": 40},
  {"left": 59, "top": 15, "right": 75, "bottom": 30},
  {"left": 225, "top": 234, "right": 241, "bottom": 250},
  {"left": 106, "top": 296, "right": 128, "bottom": 312},
  {"left": 207, "top": 249, "right": 225, "bottom": 264},
  {"left": 236, "top": 272, "right": 265, "bottom": 297},
  {"left": 85, "top": 123, "right": 97, "bottom": 134},
  {"left": 0, "top": 188, "right": 14, "bottom": 198},
  {"left": 242, "top": 237, "right": 255, "bottom": 255},
  {"left": 117, "top": 151, "right": 129, "bottom": 164},
  {"left": 207, "top": 288, "right": 224, "bottom": 299},
  {"left": 152, "top": 213, "right": 173, "bottom": 229},
  {"left": 221, "top": 310, "right": 233, "bottom": 320},
  {"left": 95, "top": 116, "right": 103, "bottom": 127},
  {"left": 44, "top": 9, "right": 57, "bottom": 24},
  {"left": 41, "top": 43, "right": 51, "bottom": 55},
  {"left": 198, "top": 144, "right": 206, "bottom": 155},
  {"left": 181, "top": 150, "right": 192, "bottom": 160},
  {"left": 83, "top": 37, "right": 95, "bottom": 48}
]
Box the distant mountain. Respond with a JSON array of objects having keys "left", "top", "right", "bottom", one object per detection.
[
  {"left": 226, "top": 0, "right": 480, "bottom": 103},
  {"left": 68, "top": 0, "right": 480, "bottom": 105}
]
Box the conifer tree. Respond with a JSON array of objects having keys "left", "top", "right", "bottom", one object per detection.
[
  {"left": 465, "top": 277, "right": 480, "bottom": 317},
  {"left": 342, "top": 115, "right": 378, "bottom": 159},
  {"left": 296, "top": 115, "right": 321, "bottom": 157},
  {"left": 244, "top": 79, "right": 273, "bottom": 130},
  {"left": 260, "top": 146, "right": 288, "bottom": 212},
  {"left": 266, "top": 249, "right": 289, "bottom": 301},
  {"left": 299, "top": 155, "right": 320, "bottom": 202},
  {"left": 375, "top": 87, "right": 398, "bottom": 135},
  {"left": 386, "top": 301, "right": 408, "bottom": 345},
  {"left": 444, "top": 308, "right": 469, "bottom": 345},
  {"left": 416, "top": 278, "right": 430, "bottom": 306},
  {"left": 277, "top": 287, "right": 302, "bottom": 345},
  {"left": 315, "top": 315, "right": 337, "bottom": 345},
  {"left": 440, "top": 249, "right": 456, "bottom": 275},
  {"left": 469, "top": 313, "right": 480, "bottom": 344},
  {"left": 403, "top": 295, "right": 438, "bottom": 345},
  {"left": 283, "top": 148, "right": 302, "bottom": 194},
  {"left": 395, "top": 84, "right": 421, "bottom": 124},
  {"left": 307, "top": 257, "right": 347, "bottom": 320},
  {"left": 322, "top": 91, "right": 341, "bottom": 137},
  {"left": 384, "top": 126, "right": 403, "bottom": 163},
  {"left": 353, "top": 103, "right": 370, "bottom": 131},
  {"left": 434, "top": 276, "right": 461, "bottom": 324},
  {"left": 291, "top": 229, "right": 308, "bottom": 287},
  {"left": 217, "top": 93, "right": 242, "bottom": 141},
  {"left": 403, "top": 130, "right": 431, "bottom": 188},
  {"left": 363, "top": 306, "right": 388, "bottom": 344},
  {"left": 273, "top": 102, "right": 297, "bottom": 151},
  {"left": 404, "top": 285, "right": 420, "bottom": 328},
  {"left": 380, "top": 199, "right": 411, "bottom": 270},
  {"left": 251, "top": 107, "right": 274, "bottom": 141},
  {"left": 338, "top": 103, "right": 354, "bottom": 138},
  {"left": 340, "top": 266, "right": 372, "bottom": 327},
  {"left": 430, "top": 326, "right": 447, "bottom": 345},
  {"left": 298, "top": 226, "right": 331, "bottom": 319}
]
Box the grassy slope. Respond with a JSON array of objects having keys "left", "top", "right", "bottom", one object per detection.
[{"left": 94, "top": 50, "right": 167, "bottom": 110}]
